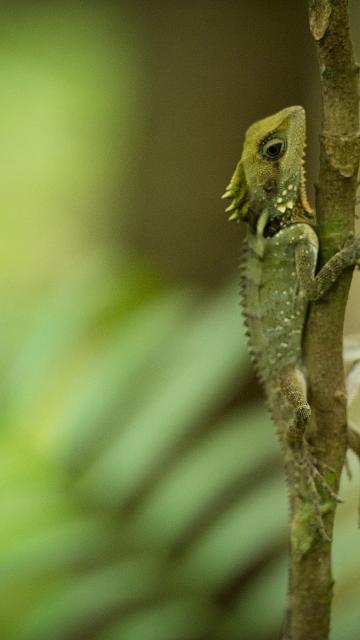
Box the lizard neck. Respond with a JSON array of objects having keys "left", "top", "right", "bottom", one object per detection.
[
  {"left": 264, "top": 202, "right": 315, "bottom": 237},
  {"left": 247, "top": 193, "right": 315, "bottom": 238}
]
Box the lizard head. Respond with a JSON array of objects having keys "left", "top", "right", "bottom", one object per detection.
[{"left": 222, "top": 106, "right": 314, "bottom": 233}]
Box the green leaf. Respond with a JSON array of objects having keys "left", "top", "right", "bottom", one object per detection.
[
  {"left": 79, "top": 282, "right": 251, "bottom": 506},
  {"left": 13, "top": 559, "right": 166, "bottom": 640},
  {"left": 177, "top": 476, "right": 287, "bottom": 590},
  {"left": 131, "top": 408, "right": 277, "bottom": 549},
  {"left": 99, "top": 598, "right": 217, "bottom": 640}
]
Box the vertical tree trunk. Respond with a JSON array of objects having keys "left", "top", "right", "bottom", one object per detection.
[{"left": 283, "top": 2, "right": 360, "bottom": 638}]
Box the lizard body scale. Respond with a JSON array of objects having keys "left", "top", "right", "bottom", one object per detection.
[
  {"left": 240, "top": 223, "right": 316, "bottom": 432},
  {"left": 223, "top": 106, "right": 360, "bottom": 535}
]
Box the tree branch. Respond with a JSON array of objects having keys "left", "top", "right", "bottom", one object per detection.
[{"left": 283, "top": 2, "right": 360, "bottom": 639}]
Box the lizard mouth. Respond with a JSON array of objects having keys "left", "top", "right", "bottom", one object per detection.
[{"left": 263, "top": 216, "right": 284, "bottom": 237}]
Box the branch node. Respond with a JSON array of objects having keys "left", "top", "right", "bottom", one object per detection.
[
  {"left": 334, "top": 389, "right": 347, "bottom": 405},
  {"left": 309, "top": 0, "right": 332, "bottom": 41}
]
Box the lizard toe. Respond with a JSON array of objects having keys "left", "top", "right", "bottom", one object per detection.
[{"left": 295, "top": 402, "right": 311, "bottom": 424}]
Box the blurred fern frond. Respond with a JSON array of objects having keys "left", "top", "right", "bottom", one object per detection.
[{"left": 1, "top": 259, "right": 359, "bottom": 640}]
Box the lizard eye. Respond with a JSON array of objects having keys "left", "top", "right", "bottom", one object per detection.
[{"left": 261, "top": 137, "right": 287, "bottom": 161}]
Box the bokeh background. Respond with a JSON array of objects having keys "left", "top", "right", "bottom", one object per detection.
[{"left": 1, "top": 2, "right": 360, "bottom": 639}]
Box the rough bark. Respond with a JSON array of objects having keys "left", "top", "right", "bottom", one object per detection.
[{"left": 284, "top": 2, "right": 360, "bottom": 639}]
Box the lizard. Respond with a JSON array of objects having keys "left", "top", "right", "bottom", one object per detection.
[{"left": 222, "top": 105, "right": 360, "bottom": 539}]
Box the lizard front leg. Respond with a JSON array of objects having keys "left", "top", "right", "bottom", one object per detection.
[{"left": 295, "top": 233, "right": 360, "bottom": 301}]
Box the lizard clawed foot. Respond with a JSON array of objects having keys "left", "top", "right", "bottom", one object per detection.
[
  {"left": 291, "top": 439, "right": 343, "bottom": 541},
  {"left": 306, "top": 442, "right": 336, "bottom": 475}
]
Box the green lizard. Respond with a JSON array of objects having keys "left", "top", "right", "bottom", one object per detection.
[{"left": 222, "top": 106, "right": 360, "bottom": 538}]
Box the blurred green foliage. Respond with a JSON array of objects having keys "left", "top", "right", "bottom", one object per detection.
[
  {"left": 2, "top": 257, "right": 360, "bottom": 640},
  {"left": 1, "top": 3, "right": 360, "bottom": 640}
]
